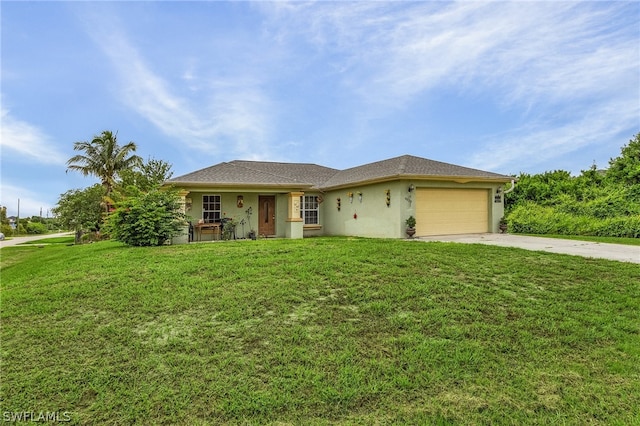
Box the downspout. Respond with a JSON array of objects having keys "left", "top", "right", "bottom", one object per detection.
[
  {"left": 498, "top": 179, "right": 516, "bottom": 233},
  {"left": 503, "top": 179, "right": 516, "bottom": 194}
]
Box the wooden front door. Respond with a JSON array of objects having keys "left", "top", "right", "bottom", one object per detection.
[{"left": 258, "top": 196, "right": 276, "bottom": 236}]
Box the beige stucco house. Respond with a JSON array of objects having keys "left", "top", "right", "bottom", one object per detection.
[{"left": 166, "top": 155, "right": 514, "bottom": 240}]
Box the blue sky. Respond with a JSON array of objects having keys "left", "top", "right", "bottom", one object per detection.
[{"left": 2, "top": 1, "right": 639, "bottom": 217}]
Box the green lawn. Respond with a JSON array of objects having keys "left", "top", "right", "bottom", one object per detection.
[{"left": 1, "top": 238, "right": 639, "bottom": 424}]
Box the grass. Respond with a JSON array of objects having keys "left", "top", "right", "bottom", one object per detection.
[
  {"left": 1, "top": 238, "right": 639, "bottom": 424},
  {"left": 518, "top": 233, "right": 640, "bottom": 246},
  {"left": 18, "top": 236, "right": 76, "bottom": 245}
]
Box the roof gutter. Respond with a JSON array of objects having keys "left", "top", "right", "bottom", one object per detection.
[
  {"left": 163, "top": 181, "right": 315, "bottom": 191},
  {"left": 320, "top": 174, "right": 515, "bottom": 191}
]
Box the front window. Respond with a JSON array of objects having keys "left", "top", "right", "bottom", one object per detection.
[
  {"left": 300, "top": 195, "right": 319, "bottom": 225},
  {"left": 203, "top": 195, "right": 221, "bottom": 223}
]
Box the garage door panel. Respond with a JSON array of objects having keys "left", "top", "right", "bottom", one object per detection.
[
  {"left": 416, "top": 188, "right": 489, "bottom": 236},
  {"left": 429, "top": 211, "right": 485, "bottom": 222}
]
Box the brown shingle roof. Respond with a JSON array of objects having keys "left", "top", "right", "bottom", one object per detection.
[
  {"left": 168, "top": 155, "right": 512, "bottom": 189},
  {"left": 168, "top": 160, "right": 339, "bottom": 188},
  {"left": 320, "top": 155, "right": 512, "bottom": 189}
]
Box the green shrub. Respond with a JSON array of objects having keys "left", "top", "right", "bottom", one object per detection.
[
  {"left": 554, "top": 194, "right": 587, "bottom": 217},
  {"left": 504, "top": 135, "right": 640, "bottom": 238},
  {"left": 507, "top": 203, "right": 640, "bottom": 238},
  {"left": 508, "top": 203, "right": 556, "bottom": 234},
  {"left": 52, "top": 184, "right": 106, "bottom": 239},
  {"left": 1, "top": 224, "right": 13, "bottom": 237},
  {"left": 105, "top": 188, "right": 185, "bottom": 246},
  {"left": 593, "top": 216, "right": 640, "bottom": 238},
  {"left": 585, "top": 189, "right": 640, "bottom": 219},
  {"left": 26, "top": 222, "right": 48, "bottom": 234}
]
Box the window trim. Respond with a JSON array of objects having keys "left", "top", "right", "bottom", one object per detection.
[
  {"left": 300, "top": 195, "right": 320, "bottom": 225},
  {"left": 202, "top": 194, "right": 221, "bottom": 223}
]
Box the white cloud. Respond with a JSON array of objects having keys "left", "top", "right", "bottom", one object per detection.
[
  {"left": 80, "top": 8, "right": 274, "bottom": 161},
  {"left": 73, "top": 2, "right": 638, "bottom": 170},
  {"left": 259, "top": 1, "right": 639, "bottom": 169},
  {"left": 262, "top": 2, "right": 636, "bottom": 108},
  {"left": 0, "top": 108, "right": 66, "bottom": 165},
  {"left": 467, "top": 96, "right": 640, "bottom": 173}
]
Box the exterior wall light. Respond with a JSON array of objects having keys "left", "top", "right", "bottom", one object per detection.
[
  {"left": 406, "top": 185, "right": 414, "bottom": 206},
  {"left": 357, "top": 191, "right": 363, "bottom": 203}
]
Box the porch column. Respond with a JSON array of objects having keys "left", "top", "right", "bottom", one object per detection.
[
  {"left": 171, "top": 190, "right": 191, "bottom": 245},
  {"left": 177, "top": 190, "right": 191, "bottom": 215},
  {"left": 285, "top": 191, "right": 304, "bottom": 239}
]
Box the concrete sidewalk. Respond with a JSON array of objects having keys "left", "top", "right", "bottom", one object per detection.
[
  {"left": 416, "top": 234, "right": 640, "bottom": 264},
  {"left": 0, "top": 232, "right": 74, "bottom": 249}
]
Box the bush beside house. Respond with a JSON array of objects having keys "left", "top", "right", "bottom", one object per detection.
[
  {"left": 504, "top": 133, "right": 640, "bottom": 238},
  {"left": 105, "top": 188, "right": 185, "bottom": 246}
]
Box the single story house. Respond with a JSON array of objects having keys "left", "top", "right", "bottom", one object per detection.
[{"left": 166, "top": 155, "right": 514, "bottom": 240}]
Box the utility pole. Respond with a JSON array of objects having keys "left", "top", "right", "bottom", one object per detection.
[{"left": 17, "top": 198, "right": 20, "bottom": 235}]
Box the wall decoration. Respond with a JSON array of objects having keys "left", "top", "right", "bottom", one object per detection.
[{"left": 385, "top": 190, "right": 391, "bottom": 207}]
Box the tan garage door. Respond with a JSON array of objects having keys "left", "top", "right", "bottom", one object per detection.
[{"left": 415, "top": 188, "right": 489, "bottom": 236}]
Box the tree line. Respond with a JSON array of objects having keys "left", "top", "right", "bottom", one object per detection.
[
  {"left": 504, "top": 133, "right": 640, "bottom": 238},
  {"left": 0, "top": 208, "right": 61, "bottom": 237}
]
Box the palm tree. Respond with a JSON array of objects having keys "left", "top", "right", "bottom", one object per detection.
[{"left": 66, "top": 130, "right": 142, "bottom": 196}]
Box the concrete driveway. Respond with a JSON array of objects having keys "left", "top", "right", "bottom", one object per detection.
[{"left": 417, "top": 234, "right": 640, "bottom": 264}]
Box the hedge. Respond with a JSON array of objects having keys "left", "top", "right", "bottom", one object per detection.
[{"left": 508, "top": 202, "right": 640, "bottom": 238}]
